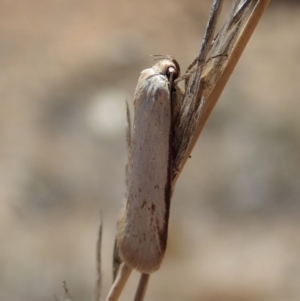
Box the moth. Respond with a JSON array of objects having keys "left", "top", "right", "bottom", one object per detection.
[{"left": 117, "top": 56, "right": 182, "bottom": 274}]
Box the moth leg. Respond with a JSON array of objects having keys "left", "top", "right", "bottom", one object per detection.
[
  {"left": 206, "top": 53, "right": 228, "bottom": 63},
  {"left": 171, "top": 85, "right": 184, "bottom": 127},
  {"left": 186, "top": 57, "right": 202, "bottom": 73},
  {"left": 175, "top": 53, "right": 228, "bottom": 87},
  {"left": 174, "top": 56, "right": 204, "bottom": 88}
]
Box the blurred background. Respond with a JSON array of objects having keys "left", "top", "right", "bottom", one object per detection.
[{"left": 1, "top": 1, "right": 300, "bottom": 300}]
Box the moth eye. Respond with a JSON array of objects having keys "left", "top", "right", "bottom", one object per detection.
[{"left": 166, "top": 66, "right": 177, "bottom": 82}]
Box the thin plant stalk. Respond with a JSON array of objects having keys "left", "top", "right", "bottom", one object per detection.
[
  {"left": 176, "top": 0, "right": 271, "bottom": 179},
  {"left": 94, "top": 212, "right": 103, "bottom": 301},
  {"left": 104, "top": 263, "right": 132, "bottom": 301},
  {"left": 133, "top": 274, "right": 150, "bottom": 301}
]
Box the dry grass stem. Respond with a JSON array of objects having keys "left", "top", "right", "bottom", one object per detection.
[
  {"left": 104, "top": 263, "right": 132, "bottom": 301},
  {"left": 133, "top": 274, "right": 150, "bottom": 301},
  {"left": 62, "top": 281, "right": 73, "bottom": 301},
  {"left": 94, "top": 212, "right": 103, "bottom": 301},
  {"left": 184, "top": 0, "right": 272, "bottom": 177},
  {"left": 172, "top": 0, "right": 271, "bottom": 185}
]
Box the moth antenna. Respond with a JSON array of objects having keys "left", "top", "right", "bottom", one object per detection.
[{"left": 151, "top": 54, "right": 174, "bottom": 62}]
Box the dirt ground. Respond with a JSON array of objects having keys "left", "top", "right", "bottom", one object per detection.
[{"left": 0, "top": 1, "right": 300, "bottom": 301}]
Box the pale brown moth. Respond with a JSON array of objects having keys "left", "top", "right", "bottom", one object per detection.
[{"left": 117, "top": 57, "right": 181, "bottom": 274}]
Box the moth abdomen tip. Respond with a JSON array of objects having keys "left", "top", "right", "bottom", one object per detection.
[{"left": 117, "top": 222, "right": 165, "bottom": 273}]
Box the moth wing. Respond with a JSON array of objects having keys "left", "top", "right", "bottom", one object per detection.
[{"left": 118, "top": 71, "right": 172, "bottom": 274}]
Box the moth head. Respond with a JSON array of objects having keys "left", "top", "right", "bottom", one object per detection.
[{"left": 152, "top": 56, "right": 181, "bottom": 84}]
